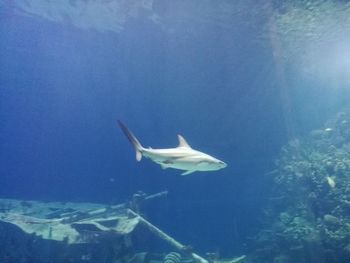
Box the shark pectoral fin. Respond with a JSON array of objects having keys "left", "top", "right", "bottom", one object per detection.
[
  {"left": 160, "top": 163, "right": 168, "bottom": 169},
  {"left": 181, "top": 170, "right": 196, "bottom": 176}
]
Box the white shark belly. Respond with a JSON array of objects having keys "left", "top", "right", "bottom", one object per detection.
[
  {"left": 163, "top": 159, "right": 202, "bottom": 171},
  {"left": 142, "top": 148, "right": 216, "bottom": 171}
]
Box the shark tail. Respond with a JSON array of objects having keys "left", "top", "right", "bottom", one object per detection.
[{"left": 118, "top": 120, "right": 144, "bottom": 161}]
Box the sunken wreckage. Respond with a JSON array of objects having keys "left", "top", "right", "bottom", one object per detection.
[{"left": 0, "top": 191, "right": 245, "bottom": 263}]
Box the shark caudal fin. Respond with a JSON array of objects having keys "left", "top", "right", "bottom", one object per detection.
[{"left": 118, "top": 120, "right": 143, "bottom": 161}]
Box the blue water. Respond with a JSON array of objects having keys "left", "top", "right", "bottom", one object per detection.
[{"left": 1, "top": 0, "right": 350, "bottom": 259}]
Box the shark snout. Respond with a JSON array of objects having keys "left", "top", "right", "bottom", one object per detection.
[
  {"left": 213, "top": 160, "right": 227, "bottom": 170},
  {"left": 219, "top": 161, "right": 227, "bottom": 168}
]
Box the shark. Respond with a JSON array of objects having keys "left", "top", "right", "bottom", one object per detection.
[{"left": 118, "top": 120, "right": 227, "bottom": 175}]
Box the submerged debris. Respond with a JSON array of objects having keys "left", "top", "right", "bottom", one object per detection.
[
  {"left": 0, "top": 198, "right": 139, "bottom": 244},
  {"left": 0, "top": 191, "right": 245, "bottom": 263},
  {"left": 0, "top": 192, "right": 164, "bottom": 262}
]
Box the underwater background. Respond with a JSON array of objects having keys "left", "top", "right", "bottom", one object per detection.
[{"left": 1, "top": 1, "right": 350, "bottom": 262}]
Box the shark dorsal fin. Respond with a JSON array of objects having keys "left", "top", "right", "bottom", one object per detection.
[{"left": 177, "top": 135, "right": 191, "bottom": 148}]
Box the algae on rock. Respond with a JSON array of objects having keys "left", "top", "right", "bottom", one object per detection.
[{"left": 251, "top": 109, "right": 350, "bottom": 263}]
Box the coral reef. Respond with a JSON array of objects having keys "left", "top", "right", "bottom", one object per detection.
[{"left": 251, "top": 109, "right": 350, "bottom": 263}]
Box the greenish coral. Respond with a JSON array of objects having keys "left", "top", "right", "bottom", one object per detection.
[{"left": 251, "top": 109, "right": 350, "bottom": 263}]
